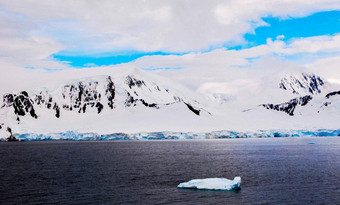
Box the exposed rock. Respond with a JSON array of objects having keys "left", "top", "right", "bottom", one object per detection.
[
  {"left": 95, "top": 102, "right": 104, "bottom": 113},
  {"left": 2, "top": 93, "right": 14, "bottom": 107},
  {"left": 63, "top": 81, "right": 101, "bottom": 113},
  {"left": 6, "top": 127, "right": 18, "bottom": 141},
  {"left": 53, "top": 103, "right": 60, "bottom": 118},
  {"left": 126, "top": 75, "right": 145, "bottom": 89},
  {"left": 105, "top": 76, "right": 115, "bottom": 109},
  {"left": 184, "top": 102, "right": 200, "bottom": 116},
  {"left": 125, "top": 92, "right": 137, "bottom": 107},
  {"left": 325, "top": 90, "right": 340, "bottom": 99},
  {"left": 323, "top": 102, "right": 331, "bottom": 107},
  {"left": 279, "top": 73, "right": 324, "bottom": 95},
  {"left": 140, "top": 99, "right": 159, "bottom": 108},
  {"left": 1, "top": 74, "right": 209, "bottom": 123},
  {"left": 261, "top": 95, "right": 313, "bottom": 116},
  {"left": 2, "top": 92, "right": 37, "bottom": 121},
  {"left": 35, "top": 91, "right": 61, "bottom": 118}
]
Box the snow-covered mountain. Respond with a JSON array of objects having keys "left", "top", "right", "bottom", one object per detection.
[
  {"left": 254, "top": 72, "right": 340, "bottom": 116},
  {"left": 1, "top": 74, "right": 206, "bottom": 122},
  {"left": 1, "top": 68, "right": 340, "bottom": 141},
  {"left": 0, "top": 68, "right": 215, "bottom": 139},
  {"left": 259, "top": 89, "right": 340, "bottom": 116},
  {"left": 261, "top": 95, "right": 313, "bottom": 116},
  {"left": 279, "top": 72, "right": 325, "bottom": 95}
]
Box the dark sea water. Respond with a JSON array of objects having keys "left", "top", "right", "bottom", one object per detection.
[{"left": 0, "top": 137, "right": 339, "bottom": 204}]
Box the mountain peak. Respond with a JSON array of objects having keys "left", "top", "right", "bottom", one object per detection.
[
  {"left": 279, "top": 72, "right": 325, "bottom": 95},
  {"left": 1, "top": 70, "right": 208, "bottom": 130}
]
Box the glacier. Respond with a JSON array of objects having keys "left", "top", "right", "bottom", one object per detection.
[
  {"left": 1, "top": 129, "right": 339, "bottom": 141},
  {"left": 177, "top": 177, "right": 241, "bottom": 190}
]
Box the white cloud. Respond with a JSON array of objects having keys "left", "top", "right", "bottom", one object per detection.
[
  {"left": 129, "top": 33, "right": 340, "bottom": 70},
  {"left": 0, "top": 9, "right": 68, "bottom": 69},
  {"left": 306, "top": 56, "right": 340, "bottom": 81},
  {"left": 117, "top": 33, "right": 340, "bottom": 100},
  {"left": 1, "top": 0, "right": 340, "bottom": 101},
  {"left": 1, "top": 0, "right": 340, "bottom": 55},
  {"left": 284, "top": 35, "right": 340, "bottom": 54}
]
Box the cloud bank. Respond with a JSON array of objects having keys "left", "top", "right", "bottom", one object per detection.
[
  {"left": 1, "top": 0, "right": 340, "bottom": 101},
  {"left": 1, "top": 0, "right": 340, "bottom": 55}
]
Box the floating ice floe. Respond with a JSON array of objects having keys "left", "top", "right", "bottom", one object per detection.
[{"left": 177, "top": 176, "right": 241, "bottom": 190}]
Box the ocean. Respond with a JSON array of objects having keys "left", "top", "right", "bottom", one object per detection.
[{"left": 0, "top": 137, "right": 339, "bottom": 204}]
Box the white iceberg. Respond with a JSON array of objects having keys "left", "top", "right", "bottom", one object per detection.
[{"left": 177, "top": 176, "right": 241, "bottom": 190}]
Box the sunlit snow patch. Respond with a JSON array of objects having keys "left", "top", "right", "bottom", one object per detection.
[{"left": 177, "top": 176, "right": 241, "bottom": 190}]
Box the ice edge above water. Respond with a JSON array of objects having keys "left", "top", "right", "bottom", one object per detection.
[
  {"left": 177, "top": 177, "right": 241, "bottom": 191},
  {"left": 4, "top": 129, "right": 340, "bottom": 141}
]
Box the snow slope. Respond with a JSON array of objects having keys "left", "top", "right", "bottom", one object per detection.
[
  {"left": 0, "top": 67, "right": 214, "bottom": 136},
  {"left": 1, "top": 67, "right": 340, "bottom": 140},
  {"left": 279, "top": 72, "right": 325, "bottom": 95},
  {"left": 255, "top": 72, "right": 340, "bottom": 116}
]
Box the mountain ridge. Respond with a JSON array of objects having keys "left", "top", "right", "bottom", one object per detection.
[{"left": 1, "top": 69, "right": 340, "bottom": 140}]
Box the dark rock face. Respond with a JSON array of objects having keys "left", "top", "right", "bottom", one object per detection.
[
  {"left": 279, "top": 73, "right": 324, "bottom": 95},
  {"left": 140, "top": 99, "right": 159, "bottom": 108},
  {"left": 2, "top": 91, "right": 62, "bottom": 121},
  {"left": 35, "top": 91, "right": 60, "bottom": 118},
  {"left": 124, "top": 92, "right": 160, "bottom": 109},
  {"left": 2, "top": 94, "right": 14, "bottom": 107},
  {"left": 184, "top": 102, "right": 200, "bottom": 116},
  {"left": 95, "top": 102, "right": 104, "bottom": 113},
  {"left": 125, "top": 92, "right": 138, "bottom": 107},
  {"left": 1, "top": 75, "right": 208, "bottom": 123},
  {"left": 35, "top": 92, "right": 53, "bottom": 109},
  {"left": 105, "top": 76, "right": 115, "bottom": 109},
  {"left": 123, "top": 74, "right": 205, "bottom": 115},
  {"left": 126, "top": 75, "right": 145, "bottom": 89},
  {"left": 323, "top": 102, "right": 331, "bottom": 107},
  {"left": 53, "top": 103, "right": 60, "bottom": 118},
  {"left": 124, "top": 75, "right": 162, "bottom": 109},
  {"left": 261, "top": 95, "right": 313, "bottom": 116},
  {"left": 63, "top": 81, "right": 101, "bottom": 113},
  {"left": 325, "top": 91, "right": 340, "bottom": 99},
  {"left": 0, "top": 123, "right": 17, "bottom": 141},
  {"left": 2, "top": 92, "right": 38, "bottom": 121},
  {"left": 5, "top": 127, "right": 18, "bottom": 141}
]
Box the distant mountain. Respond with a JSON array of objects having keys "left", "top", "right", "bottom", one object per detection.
[
  {"left": 209, "top": 93, "right": 236, "bottom": 104},
  {"left": 279, "top": 72, "right": 325, "bottom": 95},
  {"left": 261, "top": 95, "right": 313, "bottom": 116},
  {"left": 259, "top": 72, "right": 340, "bottom": 116},
  {"left": 0, "top": 68, "right": 213, "bottom": 139},
  {"left": 1, "top": 72, "right": 208, "bottom": 123},
  {"left": 1, "top": 69, "right": 340, "bottom": 140},
  {"left": 239, "top": 72, "right": 340, "bottom": 116}
]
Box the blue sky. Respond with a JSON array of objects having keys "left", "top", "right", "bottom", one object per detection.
[
  {"left": 1, "top": 0, "right": 340, "bottom": 72},
  {"left": 53, "top": 51, "right": 183, "bottom": 68},
  {"left": 2, "top": 1, "right": 340, "bottom": 97},
  {"left": 245, "top": 10, "right": 340, "bottom": 47},
  {"left": 52, "top": 10, "right": 340, "bottom": 68}
]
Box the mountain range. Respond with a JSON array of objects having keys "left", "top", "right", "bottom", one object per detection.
[{"left": 1, "top": 68, "right": 340, "bottom": 140}]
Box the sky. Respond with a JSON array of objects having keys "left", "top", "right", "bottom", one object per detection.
[{"left": 1, "top": 0, "right": 340, "bottom": 96}]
